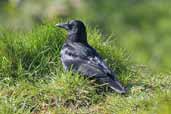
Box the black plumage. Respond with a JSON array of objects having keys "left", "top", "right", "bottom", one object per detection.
[{"left": 56, "top": 20, "right": 126, "bottom": 94}]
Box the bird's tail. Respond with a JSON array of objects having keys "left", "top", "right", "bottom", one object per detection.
[{"left": 108, "top": 79, "right": 126, "bottom": 94}]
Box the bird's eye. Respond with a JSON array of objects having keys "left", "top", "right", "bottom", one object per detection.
[{"left": 68, "top": 24, "right": 74, "bottom": 29}]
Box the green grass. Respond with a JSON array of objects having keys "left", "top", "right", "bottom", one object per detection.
[{"left": 0, "top": 23, "right": 171, "bottom": 114}]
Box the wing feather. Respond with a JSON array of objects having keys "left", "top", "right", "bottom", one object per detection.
[{"left": 60, "top": 42, "right": 126, "bottom": 93}]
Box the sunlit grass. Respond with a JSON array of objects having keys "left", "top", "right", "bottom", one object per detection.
[{"left": 0, "top": 23, "right": 171, "bottom": 114}]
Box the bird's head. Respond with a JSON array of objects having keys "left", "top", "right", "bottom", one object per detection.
[
  {"left": 56, "top": 20, "right": 86, "bottom": 33},
  {"left": 56, "top": 20, "right": 87, "bottom": 43}
]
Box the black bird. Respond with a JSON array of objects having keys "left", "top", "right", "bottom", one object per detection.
[{"left": 56, "top": 20, "right": 126, "bottom": 94}]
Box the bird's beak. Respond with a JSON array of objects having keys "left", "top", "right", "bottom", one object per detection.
[{"left": 55, "top": 23, "right": 70, "bottom": 30}]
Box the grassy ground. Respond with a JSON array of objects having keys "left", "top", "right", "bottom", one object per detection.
[{"left": 0, "top": 23, "right": 171, "bottom": 114}]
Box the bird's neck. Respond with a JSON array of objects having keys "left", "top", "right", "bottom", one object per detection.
[{"left": 67, "top": 32, "right": 87, "bottom": 44}]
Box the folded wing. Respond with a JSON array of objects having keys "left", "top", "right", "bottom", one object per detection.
[{"left": 61, "top": 43, "right": 126, "bottom": 94}]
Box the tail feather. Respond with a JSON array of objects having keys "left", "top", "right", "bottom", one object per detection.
[{"left": 108, "top": 79, "right": 126, "bottom": 94}]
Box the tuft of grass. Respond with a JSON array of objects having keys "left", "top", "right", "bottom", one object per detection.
[{"left": 0, "top": 22, "right": 171, "bottom": 114}]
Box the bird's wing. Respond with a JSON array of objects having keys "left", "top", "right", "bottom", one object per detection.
[
  {"left": 61, "top": 43, "right": 126, "bottom": 93},
  {"left": 61, "top": 42, "right": 112, "bottom": 76}
]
